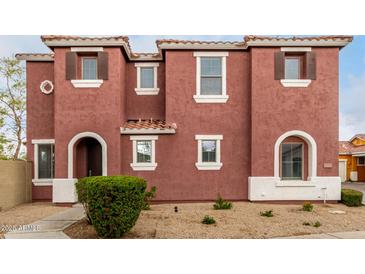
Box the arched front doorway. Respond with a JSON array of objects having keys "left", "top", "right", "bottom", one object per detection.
[
  {"left": 75, "top": 137, "right": 102, "bottom": 178},
  {"left": 274, "top": 130, "right": 317, "bottom": 180},
  {"left": 68, "top": 132, "right": 108, "bottom": 178}
]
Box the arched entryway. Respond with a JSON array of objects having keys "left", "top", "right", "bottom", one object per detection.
[
  {"left": 75, "top": 137, "right": 102, "bottom": 178},
  {"left": 68, "top": 132, "right": 107, "bottom": 178},
  {"left": 274, "top": 130, "right": 317, "bottom": 180}
]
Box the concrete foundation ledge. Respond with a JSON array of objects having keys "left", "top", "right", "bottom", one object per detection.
[
  {"left": 248, "top": 176, "right": 341, "bottom": 201},
  {"left": 52, "top": 178, "right": 78, "bottom": 203}
]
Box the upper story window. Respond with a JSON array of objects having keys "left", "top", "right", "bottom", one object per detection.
[
  {"left": 275, "top": 48, "right": 316, "bottom": 88},
  {"left": 357, "top": 157, "right": 365, "bottom": 166},
  {"left": 135, "top": 63, "right": 160, "bottom": 95},
  {"left": 195, "top": 135, "right": 223, "bottom": 170},
  {"left": 66, "top": 48, "right": 108, "bottom": 88},
  {"left": 193, "top": 52, "right": 229, "bottom": 103},
  {"left": 82, "top": 57, "right": 97, "bottom": 80}
]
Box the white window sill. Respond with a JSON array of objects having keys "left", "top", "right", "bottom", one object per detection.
[
  {"left": 276, "top": 180, "right": 316, "bottom": 187},
  {"left": 280, "top": 79, "right": 311, "bottom": 88},
  {"left": 195, "top": 162, "right": 223, "bottom": 170},
  {"left": 130, "top": 163, "right": 157, "bottom": 171},
  {"left": 134, "top": 88, "right": 160, "bottom": 95},
  {"left": 71, "top": 79, "right": 103, "bottom": 88},
  {"left": 193, "top": 95, "right": 229, "bottom": 103},
  {"left": 32, "top": 179, "right": 53, "bottom": 186}
]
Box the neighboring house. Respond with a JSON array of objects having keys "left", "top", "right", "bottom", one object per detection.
[
  {"left": 339, "top": 134, "right": 365, "bottom": 182},
  {"left": 16, "top": 35, "right": 352, "bottom": 203}
]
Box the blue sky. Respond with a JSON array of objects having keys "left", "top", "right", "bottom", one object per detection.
[{"left": 0, "top": 35, "right": 364, "bottom": 141}]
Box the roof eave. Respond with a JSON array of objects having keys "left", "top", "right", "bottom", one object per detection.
[
  {"left": 15, "top": 54, "right": 54, "bottom": 62},
  {"left": 246, "top": 40, "right": 351, "bottom": 48}
]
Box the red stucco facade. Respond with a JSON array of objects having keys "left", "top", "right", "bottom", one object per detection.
[{"left": 19, "top": 36, "right": 351, "bottom": 202}]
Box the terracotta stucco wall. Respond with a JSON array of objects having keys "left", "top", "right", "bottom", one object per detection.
[
  {"left": 251, "top": 47, "right": 339, "bottom": 177},
  {"left": 120, "top": 50, "right": 252, "bottom": 201},
  {"left": 125, "top": 62, "right": 165, "bottom": 120},
  {"left": 53, "top": 47, "right": 125, "bottom": 179}
]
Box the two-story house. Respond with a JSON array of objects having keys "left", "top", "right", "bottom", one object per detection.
[{"left": 16, "top": 35, "right": 352, "bottom": 203}]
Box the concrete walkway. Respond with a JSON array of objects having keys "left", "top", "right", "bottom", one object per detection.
[
  {"left": 5, "top": 204, "right": 85, "bottom": 239},
  {"left": 275, "top": 230, "right": 365, "bottom": 239}
]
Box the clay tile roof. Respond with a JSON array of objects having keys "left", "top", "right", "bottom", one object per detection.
[
  {"left": 122, "top": 119, "right": 177, "bottom": 130},
  {"left": 41, "top": 35, "right": 129, "bottom": 43},
  {"left": 351, "top": 134, "right": 365, "bottom": 141},
  {"left": 156, "top": 39, "right": 243, "bottom": 46},
  {"left": 15, "top": 53, "right": 54, "bottom": 61},
  {"left": 339, "top": 141, "right": 365, "bottom": 154},
  {"left": 244, "top": 35, "right": 353, "bottom": 42}
]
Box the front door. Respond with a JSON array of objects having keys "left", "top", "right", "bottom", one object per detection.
[{"left": 339, "top": 160, "right": 347, "bottom": 183}]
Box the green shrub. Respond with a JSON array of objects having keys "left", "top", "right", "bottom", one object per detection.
[
  {"left": 143, "top": 186, "right": 157, "bottom": 210},
  {"left": 260, "top": 210, "right": 274, "bottom": 217},
  {"left": 213, "top": 194, "right": 232, "bottom": 210},
  {"left": 75, "top": 179, "right": 92, "bottom": 224},
  {"left": 341, "top": 189, "right": 363, "bottom": 207},
  {"left": 313, "top": 221, "right": 321, "bottom": 228},
  {"left": 202, "top": 215, "right": 216, "bottom": 225},
  {"left": 75, "top": 176, "right": 147, "bottom": 238},
  {"left": 302, "top": 221, "right": 311, "bottom": 226},
  {"left": 302, "top": 202, "right": 314, "bottom": 212}
]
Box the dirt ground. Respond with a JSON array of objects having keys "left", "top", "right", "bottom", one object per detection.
[
  {"left": 0, "top": 202, "right": 68, "bottom": 239},
  {"left": 64, "top": 202, "right": 365, "bottom": 239}
]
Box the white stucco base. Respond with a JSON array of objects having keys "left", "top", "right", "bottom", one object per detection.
[
  {"left": 52, "top": 178, "right": 78, "bottom": 203},
  {"left": 248, "top": 176, "right": 341, "bottom": 201}
]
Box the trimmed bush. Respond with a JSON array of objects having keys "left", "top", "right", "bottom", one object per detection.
[
  {"left": 202, "top": 215, "right": 216, "bottom": 225},
  {"left": 341, "top": 189, "right": 363, "bottom": 207},
  {"left": 302, "top": 202, "right": 314, "bottom": 212},
  {"left": 143, "top": 186, "right": 157, "bottom": 210},
  {"left": 213, "top": 194, "right": 232, "bottom": 210},
  {"left": 313, "top": 221, "right": 322, "bottom": 228},
  {"left": 75, "top": 176, "right": 147, "bottom": 238}
]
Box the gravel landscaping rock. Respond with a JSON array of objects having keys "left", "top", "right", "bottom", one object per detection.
[{"left": 64, "top": 202, "right": 365, "bottom": 239}]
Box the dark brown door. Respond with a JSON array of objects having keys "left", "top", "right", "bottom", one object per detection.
[{"left": 87, "top": 138, "right": 102, "bottom": 176}]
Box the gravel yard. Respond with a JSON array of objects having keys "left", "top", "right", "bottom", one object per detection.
[
  {"left": 0, "top": 202, "right": 68, "bottom": 239},
  {"left": 64, "top": 202, "right": 365, "bottom": 239}
]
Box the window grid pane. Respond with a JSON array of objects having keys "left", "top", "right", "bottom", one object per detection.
[
  {"left": 285, "top": 58, "right": 300, "bottom": 79},
  {"left": 140, "top": 67, "right": 154, "bottom": 88},
  {"left": 200, "top": 57, "right": 222, "bottom": 95},
  {"left": 137, "top": 141, "right": 152, "bottom": 163},
  {"left": 38, "top": 144, "right": 54, "bottom": 179},
  {"left": 281, "top": 143, "right": 303, "bottom": 180},
  {"left": 202, "top": 140, "right": 217, "bottom": 163},
  {"left": 82, "top": 58, "right": 97, "bottom": 80}
]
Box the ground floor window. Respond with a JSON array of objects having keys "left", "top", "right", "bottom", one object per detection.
[
  {"left": 130, "top": 136, "right": 158, "bottom": 171},
  {"left": 281, "top": 143, "right": 303, "bottom": 180},
  {"left": 195, "top": 135, "right": 223, "bottom": 170},
  {"left": 357, "top": 157, "right": 365, "bottom": 166},
  {"left": 38, "top": 144, "right": 55, "bottom": 179},
  {"left": 31, "top": 139, "right": 55, "bottom": 185}
]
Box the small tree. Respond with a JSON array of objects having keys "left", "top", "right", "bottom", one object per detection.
[{"left": 0, "top": 57, "right": 26, "bottom": 159}]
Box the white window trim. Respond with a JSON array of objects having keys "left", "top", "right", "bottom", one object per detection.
[
  {"left": 71, "top": 79, "right": 103, "bottom": 88},
  {"left": 31, "top": 139, "right": 55, "bottom": 185},
  {"left": 130, "top": 135, "right": 158, "bottom": 171},
  {"left": 280, "top": 79, "right": 311, "bottom": 87},
  {"left": 193, "top": 52, "right": 229, "bottom": 103},
  {"left": 71, "top": 47, "right": 103, "bottom": 52},
  {"left": 281, "top": 47, "right": 312, "bottom": 52},
  {"left": 134, "top": 63, "right": 160, "bottom": 95},
  {"left": 195, "top": 135, "right": 223, "bottom": 170}
]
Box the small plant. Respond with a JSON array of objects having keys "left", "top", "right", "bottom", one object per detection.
[
  {"left": 313, "top": 221, "right": 322, "bottom": 228},
  {"left": 202, "top": 215, "right": 216, "bottom": 225},
  {"left": 302, "top": 221, "right": 311, "bottom": 226},
  {"left": 302, "top": 202, "right": 314, "bottom": 212},
  {"left": 213, "top": 194, "right": 232, "bottom": 210},
  {"left": 143, "top": 186, "right": 157, "bottom": 210},
  {"left": 260, "top": 210, "right": 274, "bottom": 217},
  {"left": 341, "top": 189, "right": 363, "bottom": 207}
]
